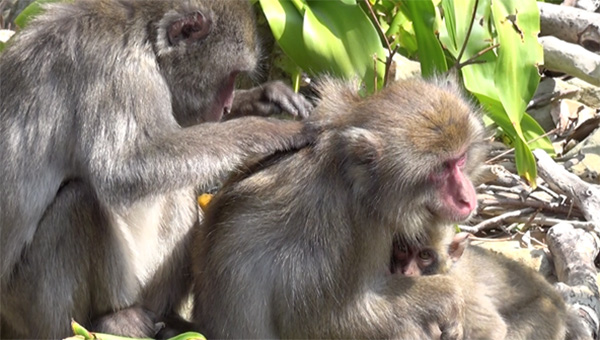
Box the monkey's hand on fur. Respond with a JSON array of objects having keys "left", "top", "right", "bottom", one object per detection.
[
  {"left": 429, "top": 277, "right": 465, "bottom": 340},
  {"left": 90, "top": 306, "right": 161, "bottom": 338},
  {"left": 228, "top": 80, "right": 313, "bottom": 119},
  {"left": 394, "top": 275, "right": 465, "bottom": 340}
]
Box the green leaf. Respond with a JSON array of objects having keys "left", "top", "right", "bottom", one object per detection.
[
  {"left": 491, "top": 0, "right": 543, "bottom": 136},
  {"left": 260, "top": 0, "right": 386, "bottom": 92},
  {"left": 514, "top": 138, "right": 537, "bottom": 185},
  {"left": 440, "top": 0, "right": 497, "bottom": 98},
  {"left": 475, "top": 93, "right": 546, "bottom": 185},
  {"left": 491, "top": 0, "right": 544, "bottom": 183},
  {"left": 388, "top": 10, "right": 418, "bottom": 56},
  {"left": 400, "top": 0, "right": 447, "bottom": 76},
  {"left": 259, "top": 0, "right": 313, "bottom": 70},
  {"left": 439, "top": 0, "right": 458, "bottom": 55},
  {"left": 521, "top": 113, "right": 554, "bottom": 153},
  {"left": 14, "top": 0, "right": 66, "bottom": 29}
]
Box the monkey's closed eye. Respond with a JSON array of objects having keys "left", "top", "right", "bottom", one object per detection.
[
  {"left": 168, "top": 11, "right": 211, "bottom": 46},
  {"left": 456, "top": 154, "right": 467, "bottom": 168},
  {"left": 433, "top": 153, "right": 467, "bottom": 179}
]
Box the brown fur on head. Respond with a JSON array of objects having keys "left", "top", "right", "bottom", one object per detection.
[{"left": 308, "top": 77, "right": 487, "bottom": 241}]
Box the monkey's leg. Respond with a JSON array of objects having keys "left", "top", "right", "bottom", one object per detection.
[{"left": 1, "top": 181, "right": 137, "bottom": 338}]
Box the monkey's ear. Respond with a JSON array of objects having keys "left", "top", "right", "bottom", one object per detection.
[
  {"left": 168, "top": 11, "right": 211, "bottom": 45},
  {"left": 341, "top": 127, "right": 383, "bottom": 165},
  {"left": 448, "top": 232, "right": 470, "bottom": 262}
]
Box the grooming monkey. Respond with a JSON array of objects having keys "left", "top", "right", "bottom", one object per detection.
[
  {"left": 192, "top": 77, "right": 487, "bottom": 339},
  {"left": 0, "top": 0, "right": 314, "bottom": 338},
  {"left": 394, "top": 230, "right": 591, "bottom": 340}
]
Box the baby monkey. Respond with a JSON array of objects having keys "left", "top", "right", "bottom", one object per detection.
[{"left": 393, "top": 229, "right": 590, "bottom": 340}]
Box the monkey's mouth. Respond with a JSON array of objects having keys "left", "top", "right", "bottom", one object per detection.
[{"left": 208, "top": 73, "right": 237, "bottom": 121}]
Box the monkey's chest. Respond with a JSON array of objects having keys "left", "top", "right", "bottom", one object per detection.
[{"left": 112, "top": 189, "right": 197, "bottom": 285}]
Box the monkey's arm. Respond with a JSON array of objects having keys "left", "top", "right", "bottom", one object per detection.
[
  {"left": 87, "top": 117, "right": 312, "bottom": 205},
  {"left": 383, "top": 275, "right": 465, "bottom": 340},
  {"left": 289, "top": 274, "right": 466, "bottom": 339},
  {"left": 227, "top": 80, "right": 313, "bottom": 119}
]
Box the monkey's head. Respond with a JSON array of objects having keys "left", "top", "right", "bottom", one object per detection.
[
  {"left": 153, "top": 0, "right": 259, "bottom": 126},
  {"left": 391, "top": 241, "right": 441, "bottom": 276},
  {"left": 391, "top": 229, "right": 470, "bottom": 276},
  {"left": 312, "top": 77, "right": 486, "bottom": 239}
]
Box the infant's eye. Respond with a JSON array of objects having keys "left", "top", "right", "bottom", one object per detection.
[{"left": 419, "top": 250, "right": 433, "bottom": 260}]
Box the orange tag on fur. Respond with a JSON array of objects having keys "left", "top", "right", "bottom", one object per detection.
[{"left": 197, "top": 193, "right": 213, "bottom": 213}]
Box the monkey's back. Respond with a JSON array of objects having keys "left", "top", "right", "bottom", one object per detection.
[
  {"left": 456, "top": 245, "right": 568, "bottom": 339},
  {"left": 192, "top": 146, "right": 358, "bottom": 338}
]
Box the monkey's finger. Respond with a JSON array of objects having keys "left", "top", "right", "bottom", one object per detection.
[
  {"left": 263, "top": 83, "right": 313, "bottom": 118},
  {"left": 287, "top": 94, "right": 313, "bottom": 119},
  {"left": 269, "top": 94, "right": 312, "bottom": 118}
]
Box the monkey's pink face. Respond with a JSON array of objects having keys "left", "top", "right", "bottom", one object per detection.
[{"left": 428, "top": 153, "right": 477, "bottom": 222}]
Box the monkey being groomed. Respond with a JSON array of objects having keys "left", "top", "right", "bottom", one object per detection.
[
  {"left": 192, "top": 77, "right": 487, "bottom": 339},
  {"left": 0, "top": 0, "right": 314, "bottom": 338}
]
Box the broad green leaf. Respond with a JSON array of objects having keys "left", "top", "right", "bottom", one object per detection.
[
  {"left": 491, "top": 0, "right": 544, "bottom": 183},
  {"left": 388, "top": 10, "right": 418, "bottom": 56},
  {"left": 521, "top": 113, "right": 553, "bottom": 153},
  {"left": 439, "top": 0, "right": 458, "bottom": 55},
  {"left": 491, "top": 0, "right": 543, "bottom": 136},
  {"left": 259, "top": 0, "right": 313, "bottom": 71},
  {"left": 440, "top": 0, "right": 497, "bottom": 99},
  {"left": 14, "top": 0, "right": 66, "bottom": 29},
  {"left": 480, "top": 96, "right": 552, "bottom": 152},
  {"left": 514, "top": 138, "right": 537, "bottom": 185},
  {"left": 303, "top": 0, "right": 386, "bottom": 91},
  {"left": 479, "top": 99, "right": 537, "bottom": 184},
  {"left": 400, "top": 0, "right": 447, "bottom": 76},
  {"left": 476, "top": 93, "right": 549, "bottom": 184},
  {"left": 260, "top": 0, "right": 385, "bottom": 92}
]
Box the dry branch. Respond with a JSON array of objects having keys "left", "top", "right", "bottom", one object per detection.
[
  {"left": 533, "top": 149, "right": 600, "bottom": 229},
  {"left": 547, "top": 223, "right": 600, "bottom": 339},
  {"left": 539, "top": 2, "right": 600, "bottom": 51},
  {"left": 466, "top": 208, "right": 536, "bottom": 233},
  {"left": 539, "top": 36, "right": 600, "bottom": 87}
]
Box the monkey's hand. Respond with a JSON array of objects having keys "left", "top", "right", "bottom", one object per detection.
[
  {"left": 90, "top": 306, "right": 161, "bottom": 338},
  {"left": 228, "top": 80, "right": 313, "bottom": 119},
  {"left": 424, "top": 276, "right": 465, "bottom": 340},
  {"left": 391, "top": 275, "right": 465, "bottom": 340}
]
